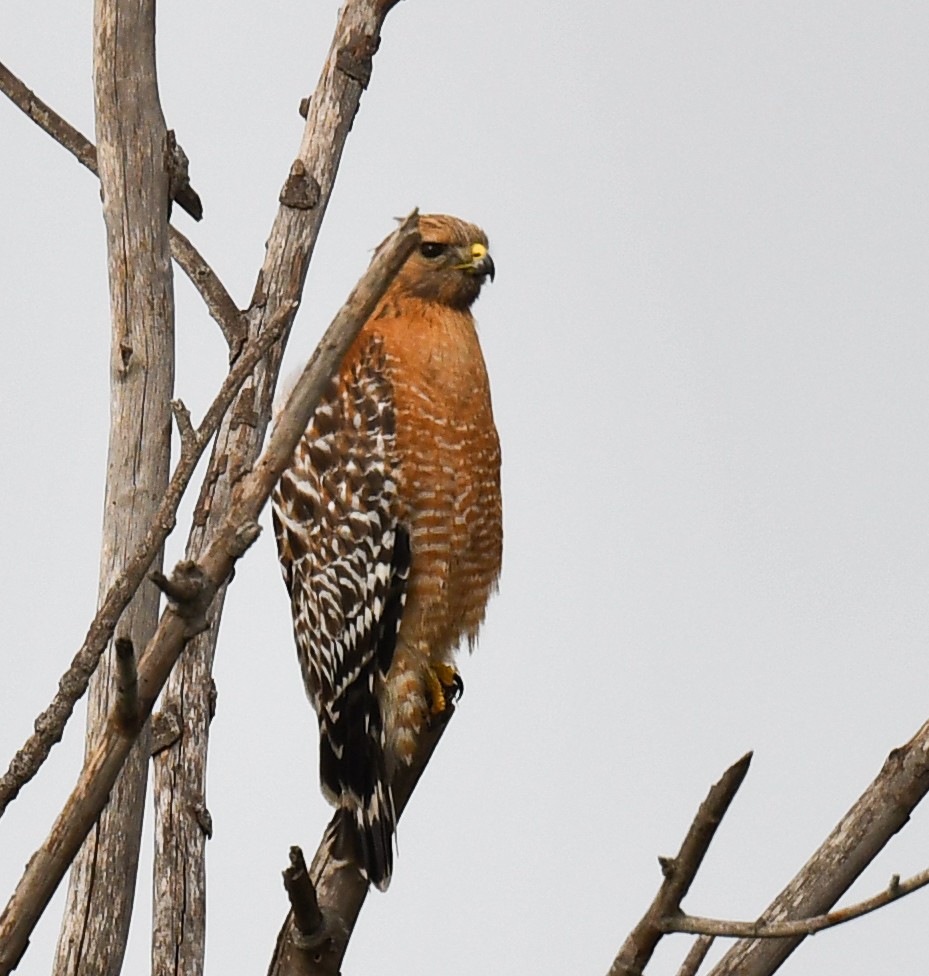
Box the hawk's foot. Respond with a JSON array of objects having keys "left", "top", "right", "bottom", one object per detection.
[{"left": 426, "top": 663, "right": 463, "bottom": 716}]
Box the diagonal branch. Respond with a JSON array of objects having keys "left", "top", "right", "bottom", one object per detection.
[
  {"left": 268, "top": 703, "right": 455, "bottom": 976},
  {"left": 664, "top": 866, "right": 929, "bottom": 939},
  {"left": 0, "top": 214, "right": 420, "bottom": 976},
  {"left": 707, "top": 718, "right": 929, "bottom": 976},
  {"left": 608, "top": 753, "right": 753, "bottom": 976},
  {"left": 0, "top": 309, "right": 290, "bottom": 818},
  {"left": 0, "top": 57, "right": 245, "bottom": 353}
]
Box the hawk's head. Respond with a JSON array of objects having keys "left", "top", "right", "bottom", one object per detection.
[{"left": 388, "top": 213, "right": 495, "bottom": 310}]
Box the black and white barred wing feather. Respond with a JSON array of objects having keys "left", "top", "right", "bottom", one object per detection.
[{"left": 271, "top": 338, "right": 409, "bottom": 890}]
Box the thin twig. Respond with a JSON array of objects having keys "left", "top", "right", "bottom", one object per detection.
[
  {"left": 0, "top": 214, "right": 420, "bottom": 976},
  {"left": 665, "top": 868, "right": 928, "bottom": 939},
  {"left": 607, "top": 753, "right": 753, "bottom": 976},
  {"left": 0, "top": 58, "right": 244, "bottom": 352},
  {"left": 0, "top": 308, "right": 289, "bottom": 817},
  {"left": 676, "top": 936, "right": 715, "bottom": 976}
]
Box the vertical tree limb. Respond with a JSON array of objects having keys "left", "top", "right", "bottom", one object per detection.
[
  {"left": 54, "top": 1, "right": 174, "bottom": 971},
  {"left": 150, "top": 3, "right": 404, "bottom": 973},
  {"left": 708, "top": 718, "right": 929, "bottom": 976},
  {"left": 52, "top": 2, "right": 175, "bottom": 975}
]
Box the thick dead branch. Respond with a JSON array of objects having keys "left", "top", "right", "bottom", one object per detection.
[
  {"left": 708, "top": 718, "right": 929, "bottom": 976},
  {"left": 0, "top": 307, "right": 288, "bottom": 818},
  {"left": 284, "top": 848, "right": 326, "bottom": 948},
  {"left": 607, "top": 753, "right": 753, "bottom": 976},
  {"left": 152, "top": 3, "right": 404, "bottom": 973},
  {"left": 268, "top": 701, "right": 453, "bottom": 976},
  {"left": 0, "top": 58, "right": 244, "bottom": 352},
  {"left": 0, "top": 216, "right": 419, "bottom": 976}
]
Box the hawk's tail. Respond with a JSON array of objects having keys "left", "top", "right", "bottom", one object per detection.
[
  {"left": 319, "top": 692, "right": 397, "bottom": 891},
  {"left": 345, "top": 777, "right": 396, "bottom": 891}
]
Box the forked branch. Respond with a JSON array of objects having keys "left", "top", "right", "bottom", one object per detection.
[
  {"left": 708, "top": 718, "right": 929, "bottom": 976},
  {"left": 0, "top": 58, "right": 244, "bottom": 352},
  {"left": 608, "top": 753, "right": 753, "bottom": 976}
]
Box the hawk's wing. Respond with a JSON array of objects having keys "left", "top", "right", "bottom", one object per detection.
[{"left": 271, "top": 337, "right": 408, "bottom": 889}]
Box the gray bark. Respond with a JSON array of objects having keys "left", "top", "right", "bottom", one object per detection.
[
  {"left": 54, "top": 1, "right": 174, "bottom": 973},
  {"left": 708, "top": 718, "right": 929, "bottom": 975}
]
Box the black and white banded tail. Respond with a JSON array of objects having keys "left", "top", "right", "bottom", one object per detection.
[{"left": 318, "top": 525, "right": 410, "bottom": 889}]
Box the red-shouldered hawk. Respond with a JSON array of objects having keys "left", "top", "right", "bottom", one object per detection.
[{"left": 271, "top": 214, "right": 501, "bottom": 890}]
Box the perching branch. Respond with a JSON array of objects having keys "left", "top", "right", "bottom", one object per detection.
[
  {"left": 607, "top": 753, "right": 753, "bottom": 976},
  {"left": 268, "top": 700, "right": 455, "bottom": 976},
  {"left": 707, "top": 718, "right": 929, "bottom": 976},
  {"left": 0, "top": 57, "right": 245, "bottom": 353},
  {"left": 664, "top": 867, "right": 929, "bottom": 939},
  {"left": 0, "top": 213, "right": 420, "bottom": 976},
  {"left": 0, "top": 309, "right": 289, "bottom": 818}
]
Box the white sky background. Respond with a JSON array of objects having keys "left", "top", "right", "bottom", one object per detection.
[{"left": 2, "top": 2, "right": 929, "bottom": 974}]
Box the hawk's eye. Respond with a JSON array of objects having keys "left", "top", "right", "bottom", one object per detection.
[{"left": 419, "top": 242, "right": 447, "bottom": 259}]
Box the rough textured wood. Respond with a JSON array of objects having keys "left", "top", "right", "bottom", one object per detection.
[
  {"left": 151, "top": 3, "right": 402, "bottom": 973},
  {"left": 52, "top": 2, "right": 175, "bottom": 975},
  {"left": 0, "top": 220, "right": 419, "bottom": 976},
  {"left": 267, "top": 704, "right": 451, "bottom": 976},
  {"left": 708, "top": 719, "right": 929, "bottom": 976}
]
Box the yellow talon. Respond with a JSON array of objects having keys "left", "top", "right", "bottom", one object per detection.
[{"left": 426, "top": 663, "right": 461, "bottom": 716}]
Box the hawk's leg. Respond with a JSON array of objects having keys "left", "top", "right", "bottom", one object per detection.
[{"left": 426, "top": 662, "right": 463, "bottom": 716}]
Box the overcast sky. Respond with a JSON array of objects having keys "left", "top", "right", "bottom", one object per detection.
[{"left": 3, "top": 3, "right": 929, "bottom": 974}]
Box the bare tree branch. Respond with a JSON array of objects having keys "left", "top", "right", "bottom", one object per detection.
[
  {"left": 169, "top": 226, "right": 247, "bottom": 357},
  {"left": 0, "top": 57, "right": 245, "bottom": 352},
  {"left": 708, "top": 718, "right": 929, "bottom": 976},
  {"left": 607, "top": 753, "right": 753, "bottom": 976},
  {"left": 283, "top": 848, "right": 326, "bottom": 948},
  {"left": 0, "top": 214, "right": 420, "bottom": 976},
  {"left": 52, "top": 2, "right": 176, "bottom": 970},
  {"left": 152, "top": 3, "right": 406, "bottom": 972},
  {"left": 112, "top": 638, "right": 139, "bottom": 733},
  {"left": 268, "top": 701, "right": 454, "bottom": 976},
  {"left": 668, "top": 867, "right": 929, "bottom": 938},
  {"left": 0, "top": 308, "right": 289, "bottom": 817},
  {"left": 676, "top": 936, "right": 715, "bottom": 976}
]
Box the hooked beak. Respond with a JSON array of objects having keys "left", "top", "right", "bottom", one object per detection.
[{"left": 458, "top": 242, "right": 496, "bottom": 282}]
